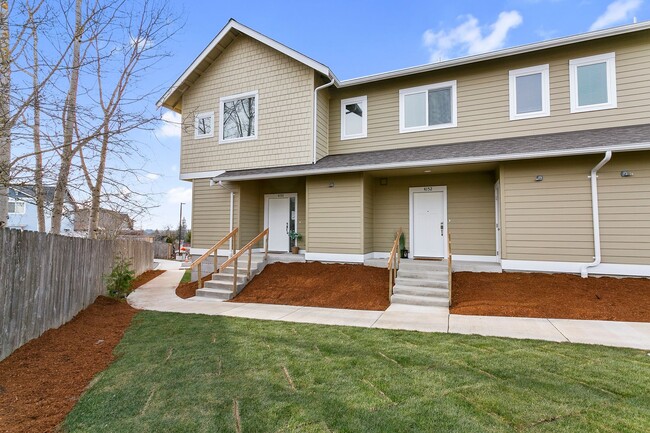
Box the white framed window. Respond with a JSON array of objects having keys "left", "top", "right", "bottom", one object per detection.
[
  {"left": 509, "top": 64, "right": 550, "bottom": 120},
  {"left": 569, "top": 52, "right": 617, "bottom": 113},
  {"left": 194, "top": 112, "right": 214, "bottom": 139},
  {"left": 399, "top": 80, "right": 457, "bottom": 133},
  {"left": 8, "top": 199, "right": 26, "bottom": 215},
  {"left": 219, "top": 90, "right": 258, "bottom": 143},
  {"left": 340, "top": 96, "right": 367, "bottom": 140}
]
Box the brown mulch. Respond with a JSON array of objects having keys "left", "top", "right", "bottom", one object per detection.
[
  {"left": 129, "top": 269, "right": 165, "bottom": 291},
  {"left": 451, "top": 272, "right": 650, "bottom": 322},
  {"left": 175, "top": 273, "right": 213, "bottom": 299},
  {"left": 0, "top": 297, "right": 138, "bottom": 433},
  {"left": 229, "top": 262, "right": 389, "bottom": 311}
]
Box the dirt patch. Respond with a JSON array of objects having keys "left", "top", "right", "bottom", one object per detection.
[
  {"left": 0, "top": 296, "right": 138, "bottom": 433},
  {"left": 229, "top": 262, "right": 389, "bottom": 311},
  {"left": 130, "top": 269, "right": 165, "bottom": 291},
  {"left": 175, "top": 273, "right": 213, "bottom": 299},
  {"left": 451, "top": 272, "right": 650, "bottom": 322}
]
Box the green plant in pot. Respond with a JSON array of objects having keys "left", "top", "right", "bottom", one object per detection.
[
  {"left": 399, "top": 232, "right": 408, "bottom": 258},
  {"left": 289, "top": 230, "right": 302, "bottom": 254}
]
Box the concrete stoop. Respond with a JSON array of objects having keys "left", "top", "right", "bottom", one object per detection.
[
  {"left": 391, "top": 260, "right": 450, "bottom": 308},
  {"left": 196, "top": 255, "right": 267, "bottom": 300}
]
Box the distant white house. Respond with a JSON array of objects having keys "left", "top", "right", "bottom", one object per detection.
[{"left": 7, "top": 186, "right": 75, "bottom": 233}]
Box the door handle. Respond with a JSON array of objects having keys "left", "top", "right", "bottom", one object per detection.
[
  {"left": 286, "top": 222, "right": 289, "bottom": 234},
  {"left": 440, "top": 222, "right": 444, "bottom": 236}
]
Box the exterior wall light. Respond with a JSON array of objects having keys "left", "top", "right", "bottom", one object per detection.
[
  {"left": 620, "top": 170, "right": 633, "bottom": 177},
  {"left": 328, "top": 181, "right": 335, "bottom": 188},
  {"left": 535, "top": 175, "right": 544, "bottom": 182},
  {"left": 379, "top": 178, "right": 388, "bottom": 186}
]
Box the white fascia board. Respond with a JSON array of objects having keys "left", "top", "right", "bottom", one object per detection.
[
  {"left": 338, "top": 22, "right": 650, "bottom": 88},
  {"left": 157, "top": 19, "right": 337, "bottom": 109},
  {"left": 181, "top": 170, "right": 225, "bottom": 180},
  {"left": 213, "top": 142, "right": 650, "bottom": 182}
]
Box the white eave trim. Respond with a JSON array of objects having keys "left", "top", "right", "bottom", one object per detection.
[
  {"left": 157, "top": 19, "right": 337, "bottom": 109},
  {"left": 181, "top": 170, "right": 225, "bottom": 180},
  {"left": 338, "top": 22, "right": 650, "bottom": 88},
  {"left": 213, "top": 142, "right": 650, "bottom": 181}
]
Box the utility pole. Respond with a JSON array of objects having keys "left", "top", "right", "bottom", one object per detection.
[{"left": 178, "top": 202, "right": 185, "bottom": 257}]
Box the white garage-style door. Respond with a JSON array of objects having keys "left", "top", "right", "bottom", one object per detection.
[{"left": 409, "top": 186, "right": 447, "bottom": 258}]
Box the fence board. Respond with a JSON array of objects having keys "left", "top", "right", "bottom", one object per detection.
[{"left": 0, "top": 229, "right": 153, "bottom": 361}]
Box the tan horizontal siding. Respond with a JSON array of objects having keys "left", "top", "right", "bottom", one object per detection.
[
  {"left": 181, "top": 34, "right": 314, "bottom": 174},
  {"left": 372, "top": 171, "right": 496, "bottom": 255},
  {"left": 329, "top": 31, "right": 650, "bottom": 155},
  {"left": 192, "top": 179, "right": 239, "bottom": 249},
  {"left": 363, "top": 174, "right": 374, "bottom": 253},
  {"left": 501, "top": 151, "right": 650, "bottom": 265},
  {"left": 306, "top": 173, "right": 363, "bottom": 254}
]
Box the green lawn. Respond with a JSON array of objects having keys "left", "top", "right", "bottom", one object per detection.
[
  {"left": 180, "top": 270, "right": 192, "bottom": 283},
  {"left": 65, "top": 312, "right": 650, "bottom": 432}
]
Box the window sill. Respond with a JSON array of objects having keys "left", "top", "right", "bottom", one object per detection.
[
  {"left": 399, "top": 123, "right": 457, "bottom": 134},
  {"left": 219, "top": 136, "right": 258, "bottom": 145},
  {"left": 570, "top": 102, "right": 617, "bottom": 114}
]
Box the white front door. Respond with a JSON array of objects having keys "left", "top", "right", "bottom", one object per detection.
[
  {"left": 267, "top": 197, "right": 291, "bottom": 252},
  {"left": 411, "top": 188, "right": 446, "bottom": 258},
  {"left": 495, "top": 180, "right": 501, "bottom": 262}
]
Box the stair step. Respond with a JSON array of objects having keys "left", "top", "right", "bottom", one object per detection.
[
  {"left": 195, "top": 287, "right": 235, "bottom": 300},
  {"left": 395, "top": 277, "right": 448, "bottom": 288},
  {"left": 398, "top": 261, "right": 448, "bottom": 271},
  {"left": 390, "top": 294, "right": 450, "bottom": 307},
  {"left": 393, "top": 285, "right": 449, "bottom": 297},
  {"left": 203, "top": 279, "right": 246, "bottom": 292},
  {"left": 397, "top": 269, "right": 448, "bottom": 279},
  {"left": 212, "top": 273, "right": 248, "bottom": 283}
]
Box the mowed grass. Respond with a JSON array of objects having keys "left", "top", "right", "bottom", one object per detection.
[
  {"left": 65, "top": 312, "right": 650, "bottom": 432},
  {"left": 180, "top": 270, "right": 192, "bottom": 283}
]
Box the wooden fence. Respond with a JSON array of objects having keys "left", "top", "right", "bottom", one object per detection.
[
  {"left": 153, "top": 241, "right": 173, "bottom": 259},
  {"left": 0, "top": 229, "right": 153, "bottom": 361}
]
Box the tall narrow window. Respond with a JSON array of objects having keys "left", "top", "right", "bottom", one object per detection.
[
  {"left": 8, "top": 199, "right": 26, "bottom": 214},
  {"left": 194, "top": 112, "right": 214, "bottom": 139},
  {"left": 340, "top": 96, "right": 367, "bottom": 140},
  {"left": 219, "top": 90, "right": 258, "bottom": 143},
  {"left": 509, "top": 64, "right": 550, "bottom": 120},
  {"left": 569, "top": 53, "right": 617, "bottom": 113},
  {"left": 399, "top": 81, "right": 457, "bottom": 133}
]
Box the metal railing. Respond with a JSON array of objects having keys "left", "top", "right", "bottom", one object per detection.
[
  {"left": 186, "top": 228, "right": 238, "bottom": 289},
  {"left": 387, "top": 228, "right": 403, "bottom": 301},
  {"left": 218, "top": 228, "right": 269, "bottom": 295}
]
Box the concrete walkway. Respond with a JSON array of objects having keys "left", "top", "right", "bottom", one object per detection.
[{"left": 129, "top": 260, "right": 650, "bottom": 351}]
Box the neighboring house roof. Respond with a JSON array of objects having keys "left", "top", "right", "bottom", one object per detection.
[
  {"left": 213, "top": 124, "right": 650, "bottom": 181},
  {"left": 158, "top": 19, "right": 336, "bottom": 112},
  {"left": 73, "top": 208, "right": 134, "bottom": 232},
  {"left": 159, "top": 19, "right": 650, "bottom": 111}
]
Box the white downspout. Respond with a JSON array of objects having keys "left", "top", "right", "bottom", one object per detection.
[
  {"left": 313, "top": 77, "right": 335, "bottom": 164},
  {"left": 581, "top": 150, "right": 612, "bottom": 278}
]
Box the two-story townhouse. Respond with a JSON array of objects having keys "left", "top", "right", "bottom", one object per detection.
[{"left": 159, "top": 19, "right": 650, "bottom": 278}]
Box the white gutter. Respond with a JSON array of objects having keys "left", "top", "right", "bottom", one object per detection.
[
  {"left": 313, "top": 78, "right": 336, "bottom": 164},
  {"left": 581, "top": 150, "right": 612, "bottom": 278}
]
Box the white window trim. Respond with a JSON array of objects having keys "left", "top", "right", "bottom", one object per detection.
[
  {"left": 219, "top": 90, "right": 259, "bottom": 144},
  {"left": 509, "top": 64, "right": 550, "bottom": 121},
  {"left": 8, "top": 199, "right": 26, "bottom": 215},
  {"left": 194, "top": 111, "right": 214, "bottom": 139},
  {"left": 569, "top": 52, "right": 617, "bottom": 113},
  {"left": 399, "top": 80, "right": 457, "bottom": 133},
  {"left": 340, "top": 95, "right": 367, "bottom": 140}
]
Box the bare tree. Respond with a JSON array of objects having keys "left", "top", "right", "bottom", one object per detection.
[{"left": 0, "top": 0, "right": 11, "bottom": 227}]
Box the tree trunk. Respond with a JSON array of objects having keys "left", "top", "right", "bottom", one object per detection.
[
  {"left": 51, "top": 0, "right": 82, "bottom": 234},
  {"left": 31, "top": 9, "right": 45, "bottom": 232},
  {"left": 87, "top": 125, "right": 109, "bottom": 239},
  {"left": 0, "top": 0, "right": 10, "bottom": 228}
]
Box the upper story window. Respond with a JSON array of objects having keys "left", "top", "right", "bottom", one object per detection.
[
  {"left": 399, "top": 80, "right": 457, "bottom": 133},
  {"left": 219, "top": 90, "right": 258, "bottom": 143},
  {"left": 194, "top": 112, "right": 214, "bottom": 139},
  {"left": 509, "top": 64, "right": 550, "bottom": 120},
  {"left": 8, "top": 199, "right": 26, "bottom": 215},
  {"left": 340, "top": 96, "right": 367, "bottom": 140},
  {"left": 569, "top": 52, "right": 617, "bottom": 113}
]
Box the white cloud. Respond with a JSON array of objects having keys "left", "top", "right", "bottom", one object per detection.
[
  {"left": 167, "top": 187, "right": 192, "bottom": 205},
  {"left": 155, "top": 110, "right": 181, "bottom": 139},
  {"left": 423, "top": 11, "right": 523, "bottom": 62},
  {"left": 145, "top": 173, "right": 160, "bottom": 181},
  {"left": 590, "top": 0, "right": 642, "bottom": 31}
]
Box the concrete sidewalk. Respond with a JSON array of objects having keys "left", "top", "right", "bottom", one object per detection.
[{"left": 128, "top": 260, "right": 650, "bottom": 351}]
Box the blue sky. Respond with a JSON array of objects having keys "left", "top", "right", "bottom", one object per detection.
[{"left": 146, "top": 0, "right": 648, "bottom": 229}]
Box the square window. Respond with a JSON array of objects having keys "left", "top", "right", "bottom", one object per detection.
[
  {"left": 194, "top": 112, "right": 214, "bottom": 139},
  {"left": 8, "top": 200, "right": 26, "bottom": 215},
  {"left": 509, "top": 64, "right": 550, "bottom": 120},
  {"left": 569, "top": 53, "right": 617, "bottom": 113},
  {"left": 399, "top": 81, "right": 457, "bottom": 133},
  {"left": 340, "top": 96, "right": 367, "bottom": 140},
  {"left": 219, "top": 91, "right": 258, "bottom": 143}
]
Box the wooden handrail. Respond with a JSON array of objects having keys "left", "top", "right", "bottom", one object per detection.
[
  {"left": 218, "top": 228, "right": 270, "bottom": 295},
  {"left": 387, "top": 228, "right": 402, "bottom": 301},
  {"left": 447, "top": 229, "right": 452, "bottom": 307},
  {"left": 188, "top": 228, "right": 238, "bottom": 289}
]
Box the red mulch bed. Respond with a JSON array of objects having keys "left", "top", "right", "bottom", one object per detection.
[
  {"left": 451, "top": 271, "right": 650, "bottom": 322},
  {"left": 0, "top": 270, "right": 162, "bottom": 433},
  {"left": 229, "top": 262, "right": 389, "bottom": 311}
]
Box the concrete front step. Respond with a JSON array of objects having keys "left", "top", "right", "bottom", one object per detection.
[
  {"left": 196, "top": 285, "right": 237, "bottom": 300},
  {"left": 393, "top": 285, "right": 448, "bottom": 298},
  {"left": 397, "top": 269, "right": 449, "bottom": 280},
  {"left": 202, "top": 279, "right": 246, "bottom": 294},
  {"left": 212, "top": 273, "right": 249, "bottom": 283},
  {"left": 398, "top": 260, "right": 448, "bottom": 271},
  {"left": 391, "top": 293, "right": 450, "bottom": 307},
  {"left": 395, "top": 276, "right": 448, "bottom": 288}
]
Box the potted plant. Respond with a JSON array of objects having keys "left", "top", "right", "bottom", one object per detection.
[
  {"left": 399, "top": 232, "right": 408, "bottom": 258},
  {"left": 289, "top": 230, "right": 302, "bottom": 254}
]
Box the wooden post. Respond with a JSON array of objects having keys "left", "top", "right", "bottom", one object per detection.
[
  {"left": 232, "top": 259, "right": 238, "bottom": 295},
  {"left": 264, "top": 230, "right": 269, "bottom": 260},
  {"left": 247, "top": 248, "right": 252, "bottom": 279},
  {"left": 198, "top": 262, "right": 203, "bottom": 289},
  {"left": 213, "top": 247, "right": 218, "bottom": 275}
]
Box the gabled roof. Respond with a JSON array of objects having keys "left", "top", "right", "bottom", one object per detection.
[
  {"left": 213, "top": 124, "right": 650, "bottom": 181},
  {"left": 9, "top": 185, "right": 57, "bottom": 203},
  {"left": 157, "top": 19, "right": 337, "bottom": 112}
]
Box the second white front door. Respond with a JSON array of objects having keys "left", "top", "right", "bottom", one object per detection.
[
  {"left": 267, "top": 196, "right": 291, "bottom": 252},
  {"left": 411, "top": 188, "right": 446, "bottom": 258}
]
